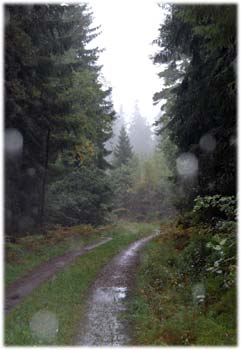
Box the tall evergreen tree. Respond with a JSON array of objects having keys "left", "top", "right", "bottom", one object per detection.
[
  {"left": 5, "top": 4, "right": 115, "bottom": 234},
  {"left": 105, "top": 105, "right": 125, "bottom": 163},
  {"left": 129, "top": 104, "right": 154, "bottom": 158},
  {"left": 153, "top": 4, "right": 236, "bottom": 203},
  {"left": 113, "top": 126, "right": 133, "bottom": 167}
]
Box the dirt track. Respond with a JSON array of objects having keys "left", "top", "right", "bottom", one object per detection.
[
  {"left": 75, "top": 231, "right": 159, "bottom": 346},
  {"left": 5, "top": 237, "right": 112, "bottom": 313}
]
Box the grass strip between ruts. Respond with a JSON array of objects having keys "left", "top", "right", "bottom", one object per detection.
[{"left": 5, "top": 222, "right": 158, "bottom": 345}]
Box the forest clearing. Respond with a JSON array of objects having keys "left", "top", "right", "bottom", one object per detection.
[{"left": 4, "top": 2, "right": 236, "bottom": 346}]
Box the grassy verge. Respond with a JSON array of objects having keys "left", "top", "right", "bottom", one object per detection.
[
  {"left": 5, "top": 221, "right": 158, "bottom": 345},
  {"left": 5, "top": 224, "right": 113, "bottom": 286},
  {"left": 129, "top": 220, "right": 236, "bottom": 346}
]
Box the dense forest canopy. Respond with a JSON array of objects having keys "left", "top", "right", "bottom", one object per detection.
[
  {"left": 4, "top": 3, "right": 236, "bottom": 233},
  {"left": 4, "top": 3, "right": 237, "bottom": 346},
  {"left": 5, "top": 4, "right": 115, "bottom": 235},
  {"left": 153, "top": 4, "right": 236, "bottom": 203}
]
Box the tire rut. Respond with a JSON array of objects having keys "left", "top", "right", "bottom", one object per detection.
[
  {"left": 5, "top": 237, "right": 112, "bottom": 313},
  {"left": 75, "top": 231, "right": 159, "bottom": 346}
]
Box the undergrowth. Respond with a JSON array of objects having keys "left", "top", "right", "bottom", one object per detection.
[{"left": 130, "top": 197, "right": 236, "bottom": 345}]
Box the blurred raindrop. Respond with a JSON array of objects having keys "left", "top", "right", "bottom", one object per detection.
[
  {"left": 230, "top": 135, "right": 236, "bottom": 146},
  {"left": 176, "top": 152, "right": 198, "bottom": 177},
  {"left": 208, "top": 182, "right": 215, "bottom": 190},
  {"left": 30, "top": 310, "right": 58, "bottom": 343},
  {"left": 26, "top": 5, "right": 34, "bottom": 13},
  {"left": 27, "top": 168, "right": 36, "bottom": 176},
  {"left": 6, "top": 210, "right": 12, "bottom": 219},
  {"left": 199, "top": 133, "right": 216, "bottom": 152},
  {"left": 192, "top": 283, "right": 205, "bottom": 303},
  {"left": 5, "top": 128, "right": 23, "bottom": 156},
  {"left": 5, "top": 8, "right": 10, "bottom": 26},
  {"left": 32, "top": 207, "right": 39, "bottom": 215}
]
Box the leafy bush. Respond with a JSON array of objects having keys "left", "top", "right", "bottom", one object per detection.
[
  {"left": 176, "top": 211, "right": 200, "bottom": 228},
  {"left": 205, "top": 232, "right": 236, "bottom": 289},
  {"left": 178, "top": 230, "right": 213, "bottom": 279},
  {"left": 193, "top": 195, "right": 236, "bottom": 223},
  {"left": 131, "top": 213, "right": 237, "bottom": 345}
]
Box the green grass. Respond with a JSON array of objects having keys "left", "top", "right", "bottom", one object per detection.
[
  {"left": 5, "top": 222, "right": 158, "bottom": 345},
  {"left": 128, "top": 240, "right": 167, "bottom": 345},
  {"left": 129, "top": 227, "right": 237, "bottom": 346},
  {"left": 5, "top": 228, "right": 109, "bottom": 286}
]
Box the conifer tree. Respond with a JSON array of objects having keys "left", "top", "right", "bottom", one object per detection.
[
  {"left": 113, "top": 126, "right": 133, "bottom": 167},
  {"left": 129, "top": 104, "right": 154, "bottom": 158},
  {"left": 5, "top": 4, "right": 115, "bottom": 234},
  {"left": 153, "top": 4, "right": 236, "bottom": 199}
]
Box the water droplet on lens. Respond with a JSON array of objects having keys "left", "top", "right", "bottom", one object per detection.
[
  {"left": 208, "top": 182, "right": 215, "bottom": 190},
  {"left": 230, "top": 135, "right": 236, "bottom": 146},
  {"left": 199, "top": 133, "right": 216, "bottom": 152},
  {"left": 192, "top": 283, "right": 205, "bottom": 303},
  {"left": 5, "top": 128, "right": 23, "bottom": 156},
  {"left": 27, "top": 5, "right": 34, "bottom": 13},
  {"left": 176, "top": 152, "right": 198, "bottom": 177},
  {"left": 27, "top": 168, "right": 36, "bottom": 176},
  {"left": 32, "top": 207, "right": 38, "bottom": 215},
  {"left": 6, "top": 210, "right": 12, "bottom": 219},
  {"left": 5, "top": 9, "right": 10, "bottom": 26},
  {"left": 30, "top": 310, "right": 58, "bottom": 343}
]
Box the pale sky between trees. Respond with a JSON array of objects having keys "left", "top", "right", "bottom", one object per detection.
[{"left": 87, "top": 0, "right": 166, "bottom": 125}]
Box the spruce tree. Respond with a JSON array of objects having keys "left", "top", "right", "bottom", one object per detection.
[
  {"left": 113, "top": 126, "right": 133, "bottom": 167},
  {"left": 153, "top": 4, "right": 236, "bottom": 197},
  {"left": 5, "top": 4, "right": 115, "bottom": 234},
  {"left": 129, "top": 104, "right": 154, "bottom": 158}
]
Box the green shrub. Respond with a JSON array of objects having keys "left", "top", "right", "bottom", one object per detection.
[
  {"left": 193, "top": 195, "right": 236, "bottom": 223},
  {"left": 131, "top": 217, "right": 236, "bottom": 345},
  {"left": 178, "top": 230, "right": 213, "bottom": 279},
  {"left": 176, "top": 211, "right": 200, "bottom": 228}
]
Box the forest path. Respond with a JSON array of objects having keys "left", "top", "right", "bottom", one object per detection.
[
  {"left": 75, "top": 231, "right": 159, "bottom": 346},
  {"left": 5, "top": 237, "right": 112, "bottom": 314}
]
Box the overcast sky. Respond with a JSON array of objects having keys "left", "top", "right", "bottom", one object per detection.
[{"left": 87, "top": 0, "right": 166, "bottom": 126}]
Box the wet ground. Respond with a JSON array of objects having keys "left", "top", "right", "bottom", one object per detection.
[
  {"left": 75, "top": 231, "right": 159, "bottom": 346},
  {"left": 5, "top": 237, "right": 112, "bottom": 313}
]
